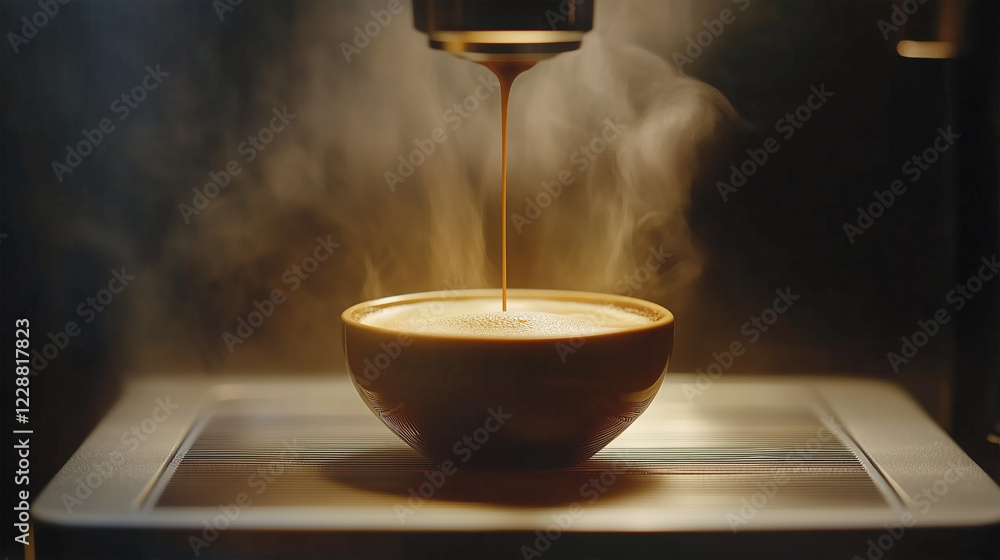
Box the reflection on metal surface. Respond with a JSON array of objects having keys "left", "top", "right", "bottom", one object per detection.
[
  {"left": 897, "top": 40, "right": 958, "bottom": 59},
  {"left": 150, "top": 400, "right": 892, "bottom": 513}
]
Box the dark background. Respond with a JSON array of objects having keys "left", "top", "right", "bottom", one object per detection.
[{"left": 2, "top": 1, "right": 997, "bottom": 558}]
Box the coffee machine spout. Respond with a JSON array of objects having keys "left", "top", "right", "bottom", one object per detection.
[{"left": 412, "top": 0, "right": 594, "bottom": 63}]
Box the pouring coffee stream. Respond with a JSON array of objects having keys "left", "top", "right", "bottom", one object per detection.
[
  {"left": 484, "top": 61, "right": 534, "bottom": 311},
  {"left": 413, "top": 0, "right": 594, "bottom": 311}
]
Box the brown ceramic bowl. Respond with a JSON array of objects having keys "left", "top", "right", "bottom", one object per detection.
[{"left": 342, "top": 289, "right": 673, "bottom": 469}]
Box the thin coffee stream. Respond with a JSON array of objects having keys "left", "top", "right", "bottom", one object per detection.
[
  {"left": 485, "top": 61, "right": 534, "bottom": 312},
  {"left": 361, "top": 299, "right": 653, "bottom": 338}
]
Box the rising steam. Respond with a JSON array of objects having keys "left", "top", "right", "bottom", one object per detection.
[{"left": 125, "top": 0, "right": 740, "bottom": 373}]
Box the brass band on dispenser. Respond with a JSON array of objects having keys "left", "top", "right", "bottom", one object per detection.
[{"left": 426, "top": 30, "right": 584, "bottom": 62}]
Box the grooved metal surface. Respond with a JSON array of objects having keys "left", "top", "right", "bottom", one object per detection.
[{"left": 151, "top": 400, "right": 894, "bottom": 511}]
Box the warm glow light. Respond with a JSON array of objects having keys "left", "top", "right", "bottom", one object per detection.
[
  {"left": 430, "top": 30, "right": 584, "bottom": 45},
  {"left": 897, "top": 40, "right": 958, "bottom": 59}
]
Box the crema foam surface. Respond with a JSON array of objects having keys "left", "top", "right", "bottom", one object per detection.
[{"left": 360, "top": 299, "right": 654, "bottom": 338}]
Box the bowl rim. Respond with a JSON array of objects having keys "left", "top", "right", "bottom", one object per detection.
[{"left": 341, "top": 288, "right": 674, "bottom": 341}]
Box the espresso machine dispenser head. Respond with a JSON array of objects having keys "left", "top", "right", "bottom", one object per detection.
[{"left": 413, "top": 0, "right": 594, "bottom": 63}]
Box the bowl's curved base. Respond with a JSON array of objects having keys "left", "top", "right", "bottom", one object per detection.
[{"left": 379, "top": 391, "right": 658, "bottom": 470}]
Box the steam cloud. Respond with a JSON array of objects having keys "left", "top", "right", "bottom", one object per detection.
[{"left": 124, "top": 0, "right": 740, "bottom": 373}]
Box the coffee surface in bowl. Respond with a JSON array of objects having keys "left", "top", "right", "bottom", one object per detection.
[{"left": 360, "top": 299, "right": 655, "bottom": 338}]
